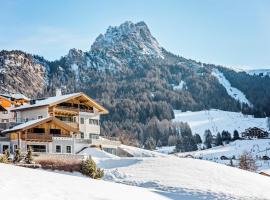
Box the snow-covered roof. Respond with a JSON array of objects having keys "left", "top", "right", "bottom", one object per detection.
[
  {"left": 12, "top": 92, "right": 108, "bottom": 114},
  {"left": 0, "top": 93, "right": 30, "bottom": 100},
  {"left": 2, "top": 117, "right": 51, "bottom": 133},
  {"left": 2, "top": 116, "right": 79, "bottom": 134},
  {"left": 13, "top": 93, "right": 81, "bottom": 111}
]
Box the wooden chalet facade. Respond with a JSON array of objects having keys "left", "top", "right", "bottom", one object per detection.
[
  {"left": 0, "top": 92, "right": 121, "bottom": 154},
  {"left": 241, "top": 127, "right": 269, "bottom": 139}
]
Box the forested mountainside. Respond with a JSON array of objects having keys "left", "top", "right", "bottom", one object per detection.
[{"left": 0, "top": 21, "right": 269, "bottom": 146}]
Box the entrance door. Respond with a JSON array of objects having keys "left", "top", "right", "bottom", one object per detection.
[
  {"left": 27, "top": 145, "right": 46, "bottom": 153},
  {"left": 2, "top": 145, "right": 9, "bottom": 153}
]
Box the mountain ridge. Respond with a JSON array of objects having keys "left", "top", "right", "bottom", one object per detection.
[{"left": 1, "top": 21, "right": 270, "bottom": 146}]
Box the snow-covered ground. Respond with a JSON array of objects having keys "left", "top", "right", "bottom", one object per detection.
[
  {"left": 212, "top": 68, "right": 252, "bottom": 106},
  {"left": 155, "top": 146, "right": 175, "bottom": 154},
  {"left": 98, "top": 156, "right": 270, "bottom": 200},
  {"left": 177, "top": 139, "right": 270, "bottom": 171},
  {"left": 173, "top": 109, "right": 267, "bottom": 137},
  {"left": 0, "top": 163, "right": 168, "bottom": 200},
  {"left": 79, "top": 147, "right": 118, "bottom": 159},
  {"left": 172, "top": 80, "right": 186, "bottom": 91},
  {"left": 118, "top": 145, "right": 166, "bottom": 157},
  {"left": 2, "top": 144, "right": 270, "bottom": 199}
]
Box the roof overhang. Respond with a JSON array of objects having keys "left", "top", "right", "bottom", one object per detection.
[{"left": 2, "top": 117, "right": 79, "bottom": 134}]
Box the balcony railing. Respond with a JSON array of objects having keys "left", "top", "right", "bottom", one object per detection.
[
  {"left": 55, "top": 106, "right": 94, "bottom": 113},
  {"left": 21, "top": 133, "right": 52, "bottom": 141}
]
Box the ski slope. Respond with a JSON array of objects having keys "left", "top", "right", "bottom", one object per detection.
[
  {"left": 173, "top": 109, "right": 267, "bottom": 137},
  {"left": 0, "top": 163, "right": 168, "bottom": 200},
  {"left": 212, "top": 69, "right": 252, "bottom": 106}
]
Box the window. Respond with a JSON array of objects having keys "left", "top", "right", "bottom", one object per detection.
[
  {"left": 38, "top": 115, "right": 43, "bottom": 119},
  {"left": 80, "top": 117, "right": 84, "bottom": 124},
  {"left": 56, "top": 145, "right": 61, "bottom": 153},
  {"left": 89, "top": 119, "right": 99, "bottom": 125},
  {"left": 2, "top": 145, "right": 9, "bottom": 153},
  {"left": 13, "top": 145, "right": 18, "bottom": 151},
  {"left": 80, "top": 132, "right": 84, "bottom": 139},
  {"left": 33, "top": 128, "right": 45, "bottom": 134},
  {"left": 1, "top": 119, "right": 8, "bottom": 123},
  {"left": 66, "top": 146, "right": 71, "bottom": 153},
  {"left": 50, "top": 129, "right": 61, "bottom": 135},
  {"left": 89, "top": 134, "right": 99, "bottom": 139},
  {"left": 2, "top": 111, "right": 8, "bottom": 114},
  {"left": 27, "top": 145, "right": 46, "bottom": 153}
]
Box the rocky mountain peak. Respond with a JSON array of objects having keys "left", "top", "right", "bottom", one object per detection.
[
  {"left": 0, "top": 50, "right": 46, "bottom": 97},
  {"left": 91, "top": 21, "right": 163, "bottom": 59}
]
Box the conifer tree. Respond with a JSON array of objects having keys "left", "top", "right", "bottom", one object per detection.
[
  {"left": 25, "top": 147, "right": 33, "bottom": 164},
  {"left": 13, "top": 148, "right": 22, "bottom": 163},
  {"left": 204, "top": 129, "right": 213, "bottom": 149},
  {"left": 233, "top": 130, "right": 240, "bottom": 141},
  {"left": 215, "top": 132, "right": 223, "bottom": 146}
]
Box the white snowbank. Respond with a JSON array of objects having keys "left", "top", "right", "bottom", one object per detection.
[
  {"left": 173, "top": 109, "right": 267, "bottom": 137},
  {"left": 102, "top": 156, "right": 270, "bottom": 200},
  {"left": 155, "top": 146, "right": 175, "bottom": 154},
  {"left": 79, "top": 147, "right": 118, "bottom": 159},
  {"left": 212, "top": 69, "right": 252, "bottom": 106},
  {"left": 119, "top": 145, "right": 166, "bottom": 157},
  {"left": 0, "top": 163, "right": 168, "bottom": 200}
]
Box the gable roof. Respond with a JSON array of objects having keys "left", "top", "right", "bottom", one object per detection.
[
  {"left": 0, "top": 93, "right": 30, "bottom": 100},
  {"left": 2, "top": 116, "right": 79, "bottom": 134},
  {"left": 12, "top": 92, "right": 109, "bottom": 114}
]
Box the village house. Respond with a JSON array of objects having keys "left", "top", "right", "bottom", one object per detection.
[
  {"left": 241, "top": 127, "right": 269, "bottom": 139},
  {"left": 0, "top": 93, "right": 29, "bottom": 129},
  {"left": 0, "top": 92, "right": 121, "bottom": 155}
]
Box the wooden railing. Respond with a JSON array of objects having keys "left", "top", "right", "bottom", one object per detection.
[
  {"left": 55, "top": 106, "right": 94, "bottom": 113},
  {"left": 21, "top": 133, "right": 52, "bottom": 141}
]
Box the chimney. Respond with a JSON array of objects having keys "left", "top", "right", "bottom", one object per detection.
[{"left": 56, "top": 88, "right": 62, "bottom": 96}]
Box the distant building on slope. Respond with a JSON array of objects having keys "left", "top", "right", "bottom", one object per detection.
[{"left": 241, "top": 127, "right": 269, "bottom": 139}]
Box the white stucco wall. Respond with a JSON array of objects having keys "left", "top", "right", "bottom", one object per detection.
[
  {"left": 0, "top": 108, "right": 15, "bottom": 123},
  {"left": 79, "top": 112, "right": 100, "bottom": 139},
  {"left": 17, "top": 106, "right": 49, "bottom": 122}
]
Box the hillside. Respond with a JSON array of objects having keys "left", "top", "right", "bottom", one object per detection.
[
  {"left": 173, "top": 109, "right": 268, "bottom": 138},
  {"left": 95, "top": 153, "right": 270, "bottom": 199},
  {"left": 1, "top": 21, "right": 270, "bottom": 147},
  {"left": 176, "top": 139, "right": 270, "bottom": 171}
]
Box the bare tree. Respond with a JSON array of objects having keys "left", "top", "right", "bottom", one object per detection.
[{"left": 238, "top": 151, "right": 257, "bottom": 172}]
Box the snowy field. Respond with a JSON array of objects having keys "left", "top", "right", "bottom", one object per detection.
[
  {"left": 83, "top": 146, "right": 270, "bottom": 200},
  {"left": 2, "top": 145, "right": 270, "bottom": 199},
  {"left": 173, "top": 109, "right": 267, "bottom": 137},
  {"left": 98, "top": 156, "right": 270, "bottom": 200},
  {"left": 177, "top": 139, "right": 270, "bottom": 171},
  {"left": 0, "top": 163, "right": 168, "bottom": 200}
]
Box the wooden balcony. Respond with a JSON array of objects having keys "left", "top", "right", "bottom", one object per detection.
[{"left": 21, "top": 133, "right": 53, "bottom": 142}]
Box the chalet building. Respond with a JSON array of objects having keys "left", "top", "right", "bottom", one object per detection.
[
  {"left": 241, "top": 127, "right": 269, "bottom": 139},
  {"left": 0, "top": 94, "right": 29, "bottom": 127},
  {"left": 0, "top": 92, "right": 121, "bottom": 154}
]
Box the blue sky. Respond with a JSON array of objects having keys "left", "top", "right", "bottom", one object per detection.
[{"left": 1, "top": 0, "right": 270, "bottom": 69}]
